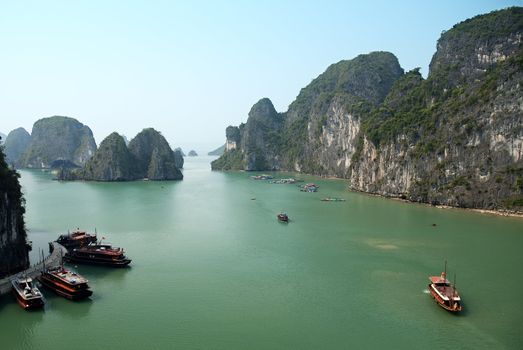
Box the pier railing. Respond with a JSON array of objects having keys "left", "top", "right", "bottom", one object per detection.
[{"left": 0, "top": 242, "right": 67, "bottom": 296}]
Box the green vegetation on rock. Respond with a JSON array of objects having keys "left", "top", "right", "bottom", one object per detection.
[
  {"left": 20, "top": 116, "right": 96, "bottom": 168},
  {"left": 212, "top": 7, "right": 523, "bottom": 212},
  {"left": 60, "top": 128, "right": 183, "bottom": 181},
  {"left": 0, "top": 145, "right": 29, "bottom": 278}
]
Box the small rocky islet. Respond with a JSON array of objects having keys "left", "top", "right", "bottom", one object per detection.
[{"left": 60, "top": 128, "right": 183, "bottom": 181}]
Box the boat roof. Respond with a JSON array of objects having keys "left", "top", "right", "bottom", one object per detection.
[
  {"left": 429, "top": 276, "right": 450, "bottom": 284},
  {"left": 14, "top": 277, "right": 33, "bottom": 283},
  {"left": 48, "top": 267, "right": 88, "bottom": 284}
]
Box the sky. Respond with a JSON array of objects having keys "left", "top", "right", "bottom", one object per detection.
[{"left": 1, "top": 0, "right": 521, "bottom": 153}]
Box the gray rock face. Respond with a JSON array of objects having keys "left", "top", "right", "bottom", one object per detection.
[
  {"left": 59, "top": 129, "right": 183, "bottom": 181},
  {"left": 72, "top": 132, "right": 138, "bottom": 181},
  {"left": 212, "top": 52, "right": 403, "bottom": 173},
  {"left": 3, "top": 128, "right": 31, "bottom": 166},
  {"left": 212, "top": 8, "right": 523, "bottom": 212},
  {"left": 128, "top": 128, "right": 183, "bottom": 180},
  {"left": 0, "top": 148, "right": 29, "bottom": 278},
  {"left": 20, "top": 116, "right": 96, "bottom": 168},
  {"left": 173, "top": 149, "right": 184, "bottom": 169}
]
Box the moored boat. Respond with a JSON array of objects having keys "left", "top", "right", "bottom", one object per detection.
[
  {"left": 56, "top": 228, "right": 97, "bottom": 249},
  {"left": 38, "top": 266, "right": 93, "bottom": 300},
  {"left": 300, "top": 183, "right": 319, "bottom": 192},
  {"left": 64, "top": 242, "right": 132, "bottom": 267},
  {"left": 321, "top": 197, "right": 346, "bottom": 202},
  {"left": 277, "top": 212, "right": 289, "bottom": 222},
  {"left": 428, "top": 262, "right": 462, "bottom": 313},
  {"left": 11, "top": 277, "right": 45, "bottom": 310}
]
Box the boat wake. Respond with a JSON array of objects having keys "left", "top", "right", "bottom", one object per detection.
[{"left": 422, "top": 289, "right": 430, "bottom": 294}]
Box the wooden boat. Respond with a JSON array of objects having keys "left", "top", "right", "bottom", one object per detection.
[
  {"left": 300, "top": 183, "right": 319, "bottom": 192},
  {"left": 56, "top": 228, "right": 97, "bottom": 249},
  {"left": 428, "top": 262, "right": 462, "bottom": 313},
  {"left": 11, "top": 277, "right": 45, "bottom": 310},
  {"left": 64, "top": 242, "right": 132, "bottom": 267},
  {"left": 277, "top": 212, "right": 289, "bottom": 222},
  {"left": 38, "top": 266, "right": 92, "bottom": 300},
  {"left": 321, "top": 197, "right": 346, "bottom": 202},
  {"left": 250, "top": 174, "right": 273, "bottom": 180}
]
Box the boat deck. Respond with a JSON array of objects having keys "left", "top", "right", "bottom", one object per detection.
[
  {"left": 48, "top": 268, "right": 88, "bottom": 284},
  {"left": 431, "top": 284, "right": 460, "bottom": 301}
]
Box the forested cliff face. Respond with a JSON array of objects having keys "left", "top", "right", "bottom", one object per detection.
[
  {"left": 0, "top": 146, "right": 29, "bottom": 279},
  {"left": 59, "top": 128, "right": 183, "bottom": 181},
  {"left": 212, "top": 8, "right": 523, "bottom": 211},
  {"left": 20, "top": 116, "right": 96, "bottom": 168}
]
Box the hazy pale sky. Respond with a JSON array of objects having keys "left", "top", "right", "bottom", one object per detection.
[{"left": 1, "top": 0, "right": 520, "bottom": 153}]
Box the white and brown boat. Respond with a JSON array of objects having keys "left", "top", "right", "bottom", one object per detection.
[
  {"left": 64, "top": 242, "right": 132, "bottom": 267},
  {"left": 428, "top": 262, "right": 462, "bottom": 313},
  {"left": 38, "top": 266, "right": 93, "bottom": 300},
  {"left": 11, "top": 277, "right": 45, "bottom": 310}
]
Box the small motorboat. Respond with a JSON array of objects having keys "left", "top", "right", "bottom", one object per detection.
[
  {"left": 11, "top": 277, "right": 45, "bottom": 310},
  {"left": 277, "top": 212, "right": 289, "bottom": 222}
]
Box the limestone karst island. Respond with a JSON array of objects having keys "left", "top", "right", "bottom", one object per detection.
[{"left": 1, "top": 4, "right": 522, "bottom": 350}]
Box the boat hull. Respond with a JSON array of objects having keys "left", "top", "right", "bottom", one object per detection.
[
  {"left": 64, "top": 254, "right": 131, "bottom": 267},
  {"left": 12, "top": 289, "right": 44, "bottom": 310}
]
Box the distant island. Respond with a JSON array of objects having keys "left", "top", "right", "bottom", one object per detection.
[
  {"left": 212, "top": 7, "right": 523, "bottom": 213},
  {"left": 58, "top": 128, "right": 183, "bottom": 181},
  {"left": 3, "top": 116, "right": 184, "bottom": 182},
  {"left": 208, "top": 144, "right": 225, "bottom": 156},
  {"left": 188, "top": 150, "right": 198, "bottom": 157}
]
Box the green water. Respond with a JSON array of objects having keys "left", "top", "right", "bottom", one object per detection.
[{"left": 1, "top": 157, "right": 522, "bottom": 349}]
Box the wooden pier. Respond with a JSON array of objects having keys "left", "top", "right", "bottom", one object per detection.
[{"left": 0, "top": 242, "right": 67, "bottom": 296}]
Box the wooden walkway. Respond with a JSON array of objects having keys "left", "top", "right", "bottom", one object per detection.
[{"left": 0, "top": 242, "right": 67, "bottom": 296}]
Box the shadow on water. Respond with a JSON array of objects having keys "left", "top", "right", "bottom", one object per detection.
[
  {"left": 42, "top": 293, "right": 93, "bottom": 320},
  {"left": 64, "top": 263, "right": 131, "bottom": 282}
]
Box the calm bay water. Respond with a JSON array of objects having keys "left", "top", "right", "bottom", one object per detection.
[{"left": 1, "top": 156, "right": 522, "bottom": 349}]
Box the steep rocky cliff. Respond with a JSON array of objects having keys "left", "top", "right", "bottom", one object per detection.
[
  {"left": 128, "top": 128, "right": 183, "bottom": 180},
  {"left": 0, "top": 146, "right": 29, "bottom": 278},
  {"left": 212, "top": 7, "right": 523, "bottom": 212},
  {"left": 60, "top": 128, "right": 183, "bottom": 181},
  {"left": 174, "top": 148, "right": 184, "bottom": 169},
  {"left": 21, "top": 116, "right": 96, "bottom": 168},
  {"left": 68, "top": 132, "right": 138, "bottom": 181},
  {"left": 4, "top": 128, "right": 31, "bottom": 166},
  {"left": 212, "top": 51, "right": 404, "bottom": 173}
]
